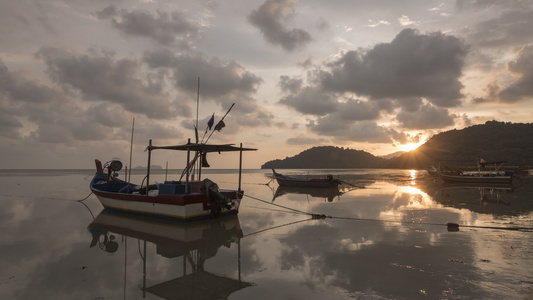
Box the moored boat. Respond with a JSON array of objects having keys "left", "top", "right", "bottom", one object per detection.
[
  {"left": 272, "top": 169, "right": 341, "bottom": 188},
  {"left": 90, "top": 141, "right": 256, "bottom": 221},
  {"left": 435, "top": 159, "right": 513, "bottom": 184},
  {"left": 435, "top": 171, "right": 512, "bottom": 184}
]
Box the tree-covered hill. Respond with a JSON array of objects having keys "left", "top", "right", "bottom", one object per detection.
[
  {"left": 261, "top": 146, "right": 387, "bottom": 169},
  {"left": 261, "top": 121, "right": 533, "bottom": 169},
  {"left": 388, "top": 121, "right": 533, "bottom": 169}
]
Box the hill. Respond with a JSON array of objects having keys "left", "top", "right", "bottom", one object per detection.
[
  {"left": 261, "top": 121, "right": 533, "bottom": 169},
  {"left": 388, "top": 121, "right": 533, "bottom": 169},
  {"left": 261, "top": 146, "right": 387, "bottom": 169},
  {"left": 380, "top": 151, "right": 406, "bottom": 159}
]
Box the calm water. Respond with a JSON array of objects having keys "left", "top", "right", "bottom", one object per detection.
[{"left": 1, "top": 169, "right": 532, "bottom": 299}]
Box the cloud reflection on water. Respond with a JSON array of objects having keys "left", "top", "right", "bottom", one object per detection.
[{"left": 0, "top": 170, "right": 532, "bottom": 299}]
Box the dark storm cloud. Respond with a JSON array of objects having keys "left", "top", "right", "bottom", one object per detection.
[
  {"left": 36, "top": 47, "right": 180, "bottom": 119},
  {"left": 498, "top": 44, "right": 533, "bottom": 103},
  {"left": 396, "top": 103, "right": 455, "bottom": 129},
  {"left": 95, "top": 6, "right": 200, "bottom": 46},
  {"left": 248, "top": 0, "right": 312, "bottom": 52},
  {"left": 320, "top": 28, "right": 468, "bottom": 107}
]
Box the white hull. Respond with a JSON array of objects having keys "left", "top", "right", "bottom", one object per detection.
[{"left": 92, "top": 192, "right": 241, "bottom": 221}]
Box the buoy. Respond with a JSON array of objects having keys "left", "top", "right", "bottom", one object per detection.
[{"left": 446, "top": 222, "right": 460, "bottom": 232}]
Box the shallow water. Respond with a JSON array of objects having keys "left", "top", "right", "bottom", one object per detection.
[{"left": 1, "top": 169, "right": 532, "bottom": 299}]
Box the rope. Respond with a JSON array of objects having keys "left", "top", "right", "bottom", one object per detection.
[
  {"left": 244, "top": 218, "right": 313, "bottom": 237},
  {"left": 243, "top": 194, "right": 309, "bottom": 216},
  {"left": 338, "top": 180, "right": 366, "bottom": 189},
  {"left": 244, "top": 194, "right": 533, "bottom": 233}
]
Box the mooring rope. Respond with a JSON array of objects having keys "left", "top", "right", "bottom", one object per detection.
[
  {"left": 243, "top": 194, "right": 533, "bottom": 232},
  {"left": 243, "top": 218, "right": 314, "bottom": 237},
  {"left": 244, "top": 194, "right": 310, "bottom": 216}
]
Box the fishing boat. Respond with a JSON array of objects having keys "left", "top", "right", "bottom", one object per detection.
[
  {"left": 90, "top": 140, "right": 256, "bottom": 221},
  {"left": 435, "top": 159, "right": 513, "bottom": 184},
  {"left": 272, "top": 169, "right": 341, "bottom": 188}
]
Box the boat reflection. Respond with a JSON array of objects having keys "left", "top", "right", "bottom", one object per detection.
[
  {"left": 433, "top": 182, "right": 513, "bottom": 207},
  {"left": 273, "top": 185, "right": 345, "bottom": 202},
  {"left": 87, "top": 210, "right": 251, "bottom": 299}
]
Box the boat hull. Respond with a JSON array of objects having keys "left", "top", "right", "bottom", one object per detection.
[
  {"left": 436, "top": 172, "right": 512, "bottom": 184},
  {"left": 90, "top": 173, "right": 242, "bottom": 221},
  {"left": 272, "top": 169, "right": 340, "bottom": 188}
]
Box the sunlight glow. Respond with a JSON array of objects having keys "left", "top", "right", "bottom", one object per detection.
[{"left": 401, "top": 142, "right": 423, "bottom": 152}]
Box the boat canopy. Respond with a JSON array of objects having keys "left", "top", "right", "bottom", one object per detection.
[{"left": 147, "top": 143, "right": 257, "bottom": 153}]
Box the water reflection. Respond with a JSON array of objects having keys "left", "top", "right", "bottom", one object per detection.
[
  {"left": 1, "top": 170, "right": 532, "bottom": 299},
  {"left": 87, "top": 210, "right": 251, "bottom": 299},
  {"left": 272, "top": 186, "right": 345, "bottom": 202}
]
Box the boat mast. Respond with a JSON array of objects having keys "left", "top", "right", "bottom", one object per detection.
[
  {"left": 195, "top": 77, "right": 200, "bottom": 180},
  {"left": 146, "top": 139, "right": 152, "bottom": 192},
  {"left": 128, "top": 117, "right": 134, "bottom": 183},
  {"left": 239, "top": 143, "right": 243, "bottom": 191}
]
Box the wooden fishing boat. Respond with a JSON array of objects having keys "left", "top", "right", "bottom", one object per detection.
[
  {"left": 435, "top": 159, "right": 513, "bottom": 184},
  {"left": 272, "top": 169, "right": 341, "bottom": 188},
  {"left": 435, "top": 170, "right": 513, "bottom": 184},
  {"left": 90, "top": 141, "right": 256, "bottom": 221}
]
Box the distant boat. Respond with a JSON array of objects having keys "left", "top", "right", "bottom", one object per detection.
[
  {"left": 90, "top": 141, "right": 256, "bottom": 221},
  {"left": 272, "top": 169, "right": 341, "bottom": 188},
  {"left": 435, "top": 159, "right": 513, "bottom": 184}
]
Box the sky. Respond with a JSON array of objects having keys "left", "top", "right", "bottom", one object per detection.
[{"left": 1, "top": 0, "right": 532, "bottom": 169}]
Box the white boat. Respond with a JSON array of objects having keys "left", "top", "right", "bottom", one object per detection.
[{"left": 90, "top": 141, "right": 256, "bottom": 221}]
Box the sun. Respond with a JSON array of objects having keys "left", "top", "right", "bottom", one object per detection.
[{"left": 401, "top": 142, "right": 423, "bottom": 152}]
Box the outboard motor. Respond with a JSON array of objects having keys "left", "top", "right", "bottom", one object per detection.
[
  {"left": 201, "top": 178, "right": 232, "bottom": 218},
  {"left": 103, "top": 160, "right": 123, "bottom": 181}
]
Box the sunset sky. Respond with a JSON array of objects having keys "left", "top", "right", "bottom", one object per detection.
[{"left": 1, "top": 0, "right": 532, "bottom": 169}]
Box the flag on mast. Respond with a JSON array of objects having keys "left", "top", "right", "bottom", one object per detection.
[
  {"left": 207, "top": 113, "right": 215, "bottom": 130},
  {"left": 214, "top": 120, "right": 225, "bottom": 131}
]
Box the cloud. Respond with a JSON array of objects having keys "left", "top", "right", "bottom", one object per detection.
[
  {"left": 397, "top": 15, "right": 419, "bottom": 26},
  {"left": 0, "top": 58, "right": 140, "bottom": 144},
  {"left": 279, "top": 85, "right": 337, "bottom": 116},
  {"left": 144, "top": 49, "right": 263, "bottom": 103},
  {"left": 396, "top": 103, "right": 455, "bottom": 129},
  {"left": 498, "top": 44, "right": 533, "bottom": 103},
  {"left": 36, "top": 47, "right": 181, "bottom": 119},
  {"left": 95, "top": 6, "right": 201, "bottom": 46},
  {"left": 276, "top": 28, "right": 469, "bottom": 142},
  {"left": 319, "top": 28, "right": 468, "bottom": 107},
  {"left": 364, "top": 19, "right": 391, "bottom": 28},
  {"left": 467, "top": 9, "right": 533, "bottom": 49},
  {"left": 248, "top": 0, "right": 312, "bottom": 52},
  {"left": 308, "top": 118, "right": 408, "bottom": 144},
  {"left": 286, "top": 134, "right": 329, "bottom": 145},
  {"left": 143, "top": 49, "right": 272, "bottom": 130}
]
